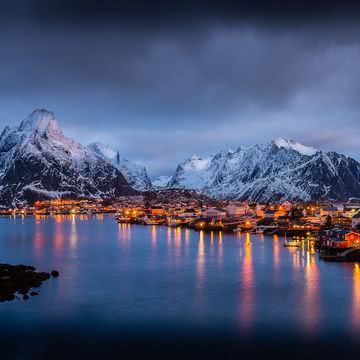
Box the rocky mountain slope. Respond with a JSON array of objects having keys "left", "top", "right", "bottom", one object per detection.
[
  {"left": 88, "top": 142, "right": 152, "bottom": 191},
  {"left": 0, "top": 109, "right": 137, "bottom": 206},
  {"left": 167, "top": 139, "right": 360, "bottom": 202}
]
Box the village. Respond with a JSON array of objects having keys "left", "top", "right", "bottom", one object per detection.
[{"left": 2, "top": 192, "right": 360, "bottom": 262}]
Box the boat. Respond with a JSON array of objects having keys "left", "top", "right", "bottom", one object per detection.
[
  {"left": 116, "top": 216, "right": 131, "bottom": 223},
  {"left": 168, "top": 219, "right": 180, "bottom": 227},
  {"left": 251, "top": 228, "right": 264, "bottom": 234},
  {"left": 144, "top": 219, "right": 159, "bottom": 225},
  {"left": 283, "top": 240, "right": 300, "bottom": 247},
  {"left": 283, "top": 233, "right": 300, "bottom": 247}
]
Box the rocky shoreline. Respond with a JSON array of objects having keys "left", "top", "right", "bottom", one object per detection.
[{"left": 0, "top": 263, "right": 59, "bottom": 302}]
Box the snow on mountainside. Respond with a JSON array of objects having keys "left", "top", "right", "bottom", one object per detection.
[
  {"left": 272, "top": 138, "right": 318, "bottom": 156},
  {"left": 152, "top": 176, "right": 172, "bottom": 188},
  {"left": 88, "top": 142, "right": 152, "bottom": 191},
  {"left": 167, "top": 138, "right": 360, "bottom": 202},
  {"left": 0, "top": 109, "right": 137, "bottom": 206}
]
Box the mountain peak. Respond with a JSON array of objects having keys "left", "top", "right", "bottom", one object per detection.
[
  {"left": 19, "top": 109, "right": 59, "bottom": 136},
  {"left": 272, "top": 138, "right": 318, "bottom": 156}
]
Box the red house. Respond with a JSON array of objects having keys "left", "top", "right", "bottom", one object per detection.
[{"left": 344, "top": 232, "right": 360, "bottom": 247}]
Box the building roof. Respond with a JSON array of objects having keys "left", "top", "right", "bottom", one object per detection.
[{"left": 323, "top": 206, "right": 338, "bottom": 211}]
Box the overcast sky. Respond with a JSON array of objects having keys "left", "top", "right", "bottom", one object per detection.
[{"left": 1, "top": 1, "right": 360, "bottom": 178}]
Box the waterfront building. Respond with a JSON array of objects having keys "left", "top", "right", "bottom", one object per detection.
[{"left": 151, "top": 206, "right": 164, "bottom": 216}]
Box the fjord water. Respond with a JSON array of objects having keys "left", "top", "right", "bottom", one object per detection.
[{"left": 1, "top": 215, "right": 360, "bottom": 357}]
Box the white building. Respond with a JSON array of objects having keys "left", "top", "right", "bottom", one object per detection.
[
  {"left": 202, "top": 207, "right": 227, "bottom": 219},
  {"left": 226, "top": 204, "right": 247, "bottom": 217}
]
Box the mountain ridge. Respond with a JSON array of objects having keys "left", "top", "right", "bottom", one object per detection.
[{"left": 166, "top": 139, "right": 360, "bottom": 202}]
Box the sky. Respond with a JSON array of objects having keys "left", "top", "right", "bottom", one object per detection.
[{"left": 1, "top": 1, "right": 360, "bottom": 178}]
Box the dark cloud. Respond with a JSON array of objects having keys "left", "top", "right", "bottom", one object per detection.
[{"left": 0, "top": 1, "right": 360, "bottom": 177}]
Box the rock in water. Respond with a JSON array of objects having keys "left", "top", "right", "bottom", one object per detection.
[
  {"left": 0, "top": 263, "right": 51, "bottom": 302},
  {"left": 51, "top": 270, "right": 59, "bottom": 277}
]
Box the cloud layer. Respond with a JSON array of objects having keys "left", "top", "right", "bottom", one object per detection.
[{"left": 0, "top": 1, "right": 360, "bottom": 177}]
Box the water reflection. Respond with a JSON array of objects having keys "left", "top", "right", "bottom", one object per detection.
[
  {"left": 70, "top": 215, "right": 77, "bottom": 250},
  {"left": 352, "top": 263, "right": 360, "bottom": 332},
  {"left": 273, "top": 235, "right": 280, "bottom": 285},
  {"left": 195, "top": 230, "right": 206, "bottom": 317},
  {"left": 197, "top": 231, "right": 205, "bottom": 284},
  {"left": 302, "top": 243, "right": 320, "bottom": 336},
  {"left": 210, "top": 231, "right": 214, "bottom": 255},
  {"left": 174, "top": 227, "right": 182, "bottom": 257},
  {"left": 218, "top": 231, "right": 223, "bottom": 267},
  {"left": 151, "top": 225, "right": 157, "bottom": 250},
  {"left": 167, "top": 227, "right": 172, "bottom": 255},
  {"left": 239, "top": 232, "right": 254, "bottom": 332},
  {"left": 117, "top": 223, "right": 131, "bottom": 247},
  {"left": 273, "top": 235, "right": 280, "bottom": 269},
  {"left": 54, "top": 216, "right": 65, "bottom": 252},
  {"left": 34, "top": 220, "right": 44, "bottom": 257}
]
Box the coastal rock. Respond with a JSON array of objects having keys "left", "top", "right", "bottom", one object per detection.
[{"left": 0, "top": 263, "right": 52, "bottom": 302}]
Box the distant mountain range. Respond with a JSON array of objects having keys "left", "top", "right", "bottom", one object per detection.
[
  {"left": 165, "top": 139, "right": 360, "bottom": 202},
  {"left": 1, "top": 109, "right": 360, "bottom": 206}
]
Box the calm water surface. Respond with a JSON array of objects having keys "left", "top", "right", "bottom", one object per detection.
[{"left": 0, "top": 215, "right": 359, "bottom": 342}]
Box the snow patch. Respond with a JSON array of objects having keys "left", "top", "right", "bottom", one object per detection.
[
  {"left": 152, "top": 176, "right": 172, "bottom": 188},
  {"left": 273, "top": 138, "right": 317, "bottom": 156}
]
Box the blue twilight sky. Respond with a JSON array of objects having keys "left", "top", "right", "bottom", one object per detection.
[{"left": 1, "top": 1, "right": 360, "bottom": 178}]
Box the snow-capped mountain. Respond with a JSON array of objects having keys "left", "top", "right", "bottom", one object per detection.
[
  {"left": 167, "top": 139, "right": 360, "bottom": 202},
  {"left": 88, "top": 142, "right": 152, "bottom": 191},
  {"left": 0, "top": 109, "right": 137, "bottom": 206},
  {"left": 152, "top": 176, "right": 172, "bottom": 188}
]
